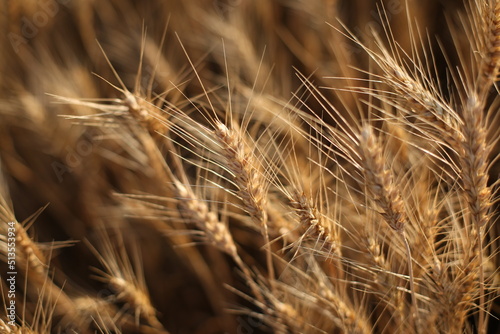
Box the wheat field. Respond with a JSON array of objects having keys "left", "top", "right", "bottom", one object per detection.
[{"left": 0, "top": 0, "right": 499, "bottom": 333}]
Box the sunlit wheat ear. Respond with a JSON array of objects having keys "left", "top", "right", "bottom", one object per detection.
[
  {"left": 0, "top": 210, "right": 48, "bottom": 277},
  {"left": 267, "top": 122, "right": 344, "bottom": 263},
  {"left": 174, "top": 34, "right": 270, "bottom": 226},
  {"left": 51, "top": 36, "right": 174, "bottom": 136},
  {"left": 0, "top": 271, "right": 56, "bottom": 334},
  {"left": 50, "top": 85, "right": 173, "bottom": 182},
  {"left": 73, "top": 296, "right": 120, "bottom": 331},
  {"left": 212, "top": 121, "right": 275, "bottom": 278},
  {"left": 459, "top": 94, "right": 492, "bottom": 231},
  {"left": 333, "top": 17, "right": 463, "bottom": 148},
  {"left": 172, "top": 178, "right": 235, "bottom": 256},
  {"left": 171, "top": 176, "right": 267, "bottom": 303},
  {"left": 482, "top": 2, "right": 500, "bottom": 86},
  {"left": 355, "top": 126, "right": 417, "bottom": 323},
  {"left": 213, "top": 121, "right": 268, "bottom": 224},
  {"left": 86, "top": 228, "right": 163, "bottom": 331},
  {"left": 463, "top": 0, "right": 500, "bottom": 92},
  {"left": 0, "top": 197, "right": 52, "bottom": 277},
  {"left": 356, "top": 126, "right": 406, "bottom": 232},
  {"left": 287, "top": 190, "right": 343, "bottom": 265}
]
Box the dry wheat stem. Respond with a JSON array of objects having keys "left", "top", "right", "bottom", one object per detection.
[{"left": 340, "top": 22, "right": 462, "bottom": 143}]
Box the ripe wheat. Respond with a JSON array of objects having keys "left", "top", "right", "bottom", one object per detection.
[{"left": 1, "top": 0, "right": 499, "bottom": 333}]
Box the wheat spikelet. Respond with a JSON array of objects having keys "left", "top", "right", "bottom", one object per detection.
[
  {"left": 289, "top": 190, "right": 341, "bottom": 258},
  {"left": 459, "top": 94, "right": 491, "bottom": 231},
  {"left": 213, "top": 121, "right": 268, "bottom": 224},
  {"left": 174, "top": 180, "right": 237, "bottom": 256},
  {"left": 356, "top": 126, "right": 418, "bottom": 326}
]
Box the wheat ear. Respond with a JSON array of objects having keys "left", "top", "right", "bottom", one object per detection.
[
  {"left": 213, "top": 121, "right": 274, "bottom": 281},
  {"left": 357, "top": 126, "right": 418, "bottom": 324},
  {"left": 344, "top": 23, "right": 463, "bottom": 147},
  {"left": 172, "top": 179, "right": 265, "bottom": 304},
  {"left": 86, "top": 228, "right": 163, "bottom": 330},
  {"left": 0, "top": 198, "right": 83, "bottom": 331},
  {"left": 458, "top": 93, "right": 492, "bottom": 334},
  {"left": 478, "top": 1, "right": 500, "bottom": 91}
]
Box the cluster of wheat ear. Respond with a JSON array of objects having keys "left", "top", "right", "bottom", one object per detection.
[{"left": 1, "top": 0, "right": 499, "bottom": 333}]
